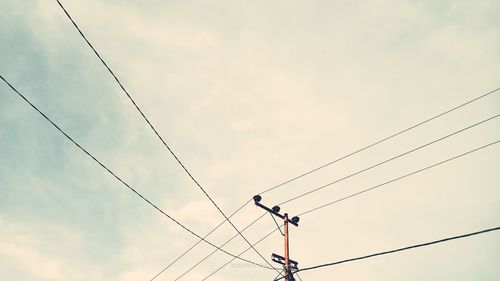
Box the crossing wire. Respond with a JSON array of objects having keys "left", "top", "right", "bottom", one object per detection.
[
  {"left": 55, "top": 0, "right": 280, "bottom": 273},
  {"left": 0, "top": 74, "right": 274, "bottom": 271},
  {"left": 151, "top": 87, "right": 500, "bottom": 279},
  {"left": 273, "top": 268, "right": 286, "bottom": 281},
  {"left": 149, "top": 199, "right": 253, "bottom": 280},
  {"left": 200, "top": 139, "right": 500, "bottom": 280},
  {"left": 159, "top": 113, "right": 499, "bottom": 279},
  {"left": 271, "top": 213, "right": 285, "bottom": 236},
  {"left": 173, "top": 212, "right": 268, "bottom": 281},
  {"left": 202, "top": 223, "right": 281, "bottom": 281}
]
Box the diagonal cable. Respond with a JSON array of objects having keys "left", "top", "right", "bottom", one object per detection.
[
  {"left": 258, "top": 87, "right": 500, "bottom": 195},
  {"left": 149, "top": 199, "right": 253, "bottom": 281},
  {"left": 202, "top": 225, "right": 281, "bottom": 281},
  {"left": 55, "top": 0, "right": 279, "bottom": 272},
  {"left": 297, "top": 139, "right": 500, "bottom": 216},
  {"left": 171, "top": 212, "right": 269, "bottom": 281},
  {"left": 150, "top": 200, "right": 250, "bottom": 281},
  {"left": 55, "top": 2, "right": 500, "bottom": 271},
  {"left": 279, "top": 113, "right": 500, "bottom": 205},
  {"left": 166, "top": 115, "right": 500, "bottom": 279},
  {"left": 273, "top": 268, "right": 286, "bottom": 281},
  {"left": 150, "top": 87, "right": 500, "bottom": 279},
  {"left": 271, "top": 213, "right": 285, "bottom": 236},
  {"left": 286, "top": 226, "right": 500, "bottom": 276},
  {"left": 0, "top": 74, "right": 273, "bottom": 271},
  {"left": 201, "top": 138, "right": 500, "bottom": 280}
]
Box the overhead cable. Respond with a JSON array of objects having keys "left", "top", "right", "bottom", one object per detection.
[
  {"left": 201, "top": 139, "right": 500, "bottom": 280},
  {"left": 0, "top": 74, "right": 273, "bottom": 270},
  {"left": 56, "top": 0, "right": 280, "bottom": 272},
  {"left": 274, "top": 226, "right": 500, "bottom": 280},
  {"left": 178, "top": 114, "right": 500, "bottom": 278},
  {"left": 153, "top": 90, "right": 500, "bottom": 278}
]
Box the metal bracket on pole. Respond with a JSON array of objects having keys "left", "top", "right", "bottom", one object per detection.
[
  {"left": 271, "top": 253, "right": 298, "bottom": 269},
  {"left": 253, "top": 195, "right": 300, "bottom": 226}
]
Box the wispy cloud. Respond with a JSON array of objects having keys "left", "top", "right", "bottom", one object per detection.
[{"left": 1, "top": 0, "right": 499, "bottom": 280}]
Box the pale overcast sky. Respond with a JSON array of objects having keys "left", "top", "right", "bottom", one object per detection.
[{"left": 1, "top": 0, "right": 499, "bottom": 280}]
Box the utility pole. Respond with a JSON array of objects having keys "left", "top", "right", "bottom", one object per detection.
[
  {"left": 253, "top": 195, "right": 300, "bottom": 281},
  {"left": 284, "top": 213, "right": 290, "bottom": 280}
]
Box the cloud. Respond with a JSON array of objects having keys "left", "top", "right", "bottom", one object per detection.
[
  {"left": 0, "top": 240, "right": 64, "bottom": 280},
  {"left": 0, "top": 216, "right": 88, "bottom": 280},
  {"left": 1, "top": 0, "right": 499, "bottom": 280},
  {"left": 173, "top": 200, "right": 223, "bottom": 229}
]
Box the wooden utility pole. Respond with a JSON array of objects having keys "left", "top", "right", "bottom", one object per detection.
[
  {"left": 253, "top": 195, "right": 299, "bottom": 281},
  {"left": 284, "top": 213, "right": 290, "bottom": 281}
]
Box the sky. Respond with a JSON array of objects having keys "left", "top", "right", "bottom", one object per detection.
[{"left": 1, "top": 0, "right": 499, "bottom": 280}]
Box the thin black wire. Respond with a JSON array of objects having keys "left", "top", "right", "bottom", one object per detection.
[
  {"left": 202, "top": 224, "right": 281, "bottom": 280},
  {"left": 172, "top": 212, "right": 270, "bottom": 281},
  {"left": 0, "top": 74, "right": 272, "bottom": 270},
  {"left": 278, "top": 113, "right": 500, "bottom": 206},
  {"left": 149, "top": 199, "right": 253, "bottom": 280},
  {"left": 151, "top": 87, "right": 500, "bottom": 279},
  {"left": 201, "top": 139, "right": 500, "bottom": 280},
  {"left": 297, "top": 139, "right": 500, "bottom": 216},
  {"left": 175, "top": 117, "right": 500, "bottom": 280},
  {"left": 294, "top": 272, "right": 303, "bottom": 281},
  {"left": 56, "top": 0, "right": 500, "bottom": 273},
  {"left": 284, "top": 226, "right": 500, "bottom": 277},
  {"left": 56, "top": 1, "right": 500, "bottom": 273},
  {"left": 271, "top": 213, "right": 285, "bottom": 236},
  {"left": 273, "top": 268, "right": 286, "bottom": 281},
  {"left": 258, "top": 87, "right": 500, "bottom": 195},
  {"left": 173, "top": 212, "right": 271, "bottom": 280},
  {"left": 181, "top": 88, "right": 500, "bottom": 278},
  {"left": 55, "top": 0, "right": 279, "bottom": 273}
]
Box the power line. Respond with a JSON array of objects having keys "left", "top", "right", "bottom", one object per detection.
[
  {"left": 0, "top": 74, "right": 273, "bottom": 271},
  {"left": 280, "top": 113, "right": 499, "bottom": 206},
  {"left": 172, "top": 212, "right": 268, "bottom": 281},
  {"left": 175, "top": 116, "right": 499, "bottom": 279},
  {"left": 200, "top": 139, "right": 500, "bottom": 280},
  {"left": 152, "top": 88, "right": 500, "bottom": 279},
  {"left": 297, "top": 138, "right": 500, "bottom": 216},
  {"left": 55, "top": 0, "right": 279, "bottom": 272},
  {"left": 271, "top": 213, "right": 285, "bottom": 236},
  {"left": 172, "top": 214, "right": 270, "bottom": 280},
  {"left": 258, "top": 87, "right": 500, "bottom": 195},
  {"left": 273, "top": 268, "right": 286, "bottom": 281},
  {"left": 276, "top": 226, "right": 500, "bottom": 279},
  {"left": 56, "top": 2, "right": 500, "bottom": 274},
  {"left": 202, "top": 224, "right": 280, "bottom": 281},
  {"left": 55, "top": 1, "right": 500, "bottom": 276},
  {"left": 149, "top": 199, "right": 253, "bottom": 280}
]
